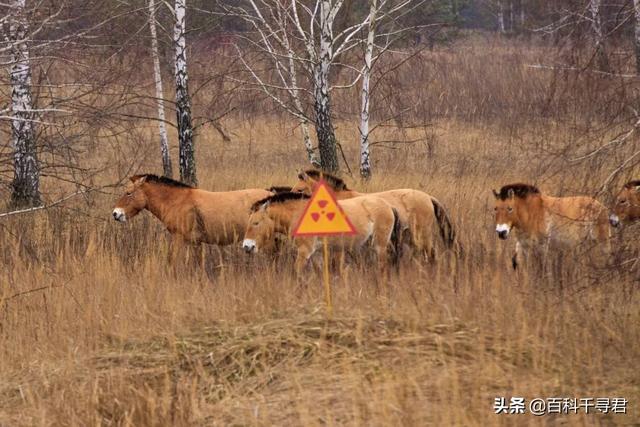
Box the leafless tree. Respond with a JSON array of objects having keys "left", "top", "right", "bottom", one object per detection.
[
  {"left": 3, "top": 0, "right": 40, "bottom": 208},
  {"left": 174, "top": 0, "right": 196, "bottom": 185},
  {"left": 148, "top": 0, "right": 173, "bottom": 178},
  {"left": 220, "top": 0, "right": 424, "bottom": 175}
]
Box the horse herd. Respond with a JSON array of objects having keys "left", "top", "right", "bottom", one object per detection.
[{"left": 112, "top": 170, "right": 640, "bottom": 273}]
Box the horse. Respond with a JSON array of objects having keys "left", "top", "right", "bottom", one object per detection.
[
  {"left": 290, "top": 169, "right": 457, "bottom": 260},
  {"left": 112, "top": 174, "right": 273, "bottom": 252},
  {"left": 609, "top": 180, "right": 640, "bottom": 227},
  {"left": 241, "top": 192, "right": 401, "bottom": 276},
  {"left": 492, "top": 183, "right": 610, "bottom": 269}
]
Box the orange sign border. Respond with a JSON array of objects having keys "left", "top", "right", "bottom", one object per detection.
[{"left": 292, "top": 179, "right": 357, "bottom": 237}]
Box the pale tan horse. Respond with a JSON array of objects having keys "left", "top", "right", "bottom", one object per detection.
[
  {"left": 242, "top": 192, "right": 401, "bottom": 275},
  {"left": 112, "top": 174, "right": 272, "bottom": 250},
  {"left": 609, "top": 180, "right": 640, "bottom": 227},
  {"left": 493, "top": 183, "right": 610, "bottom": 269},
  {"left": 290, "top": 170, "right": 456, "bottom": 259}
]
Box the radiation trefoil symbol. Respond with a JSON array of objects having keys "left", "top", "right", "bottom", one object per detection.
[{"left": 292, "top": 179, "right": 356, "bottom": 237}]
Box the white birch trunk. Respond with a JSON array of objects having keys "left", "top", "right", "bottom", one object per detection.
[
  {"left": 148, "top": 0, "right": 173, "bottom": 178},
  {"left": 589, "top": 0, "right": 609, "bottom": 71},
  {"left": 633, "top": 0, "right": 640, "bottom": 73},
  {"left": 314, "top": 0, "right": 339, "bottom": 172},
  {"left": 283, "top": 31, "right": 318, "bottom": 165},
  {"left": 359, "top": 0, "right": 377, "bottom": 180},
  {"left": 174, "top": 0, "right": 196, "bottom": 185},
  {"left": 6, "top": 0, "right": 40, "bottom": 207},
  {"left": 497, "top": 1, "right": 506, "bottom": 33}
]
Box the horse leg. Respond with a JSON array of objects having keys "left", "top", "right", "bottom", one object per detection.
[
  {"left": 512, "top": 241, "right": 522, "bottom": 270},
  {"left": 295, "top": 242, "right": 316, "bottom": 278}
]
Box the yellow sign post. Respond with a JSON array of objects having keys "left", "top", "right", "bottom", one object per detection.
[{"left": 292, "top": 179, "right": 356, "bottom": 316}]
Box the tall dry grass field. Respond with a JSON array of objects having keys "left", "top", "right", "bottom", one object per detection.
[{"left": 1, "top": 36, "right": 639, "bottom": 425}]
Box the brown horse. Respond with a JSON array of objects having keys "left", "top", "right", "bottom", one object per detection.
[
  {"left": 609, "top": 180, "right": 640, "bottom": 227},
  {"left": 112, "top": 174, "right": 272, "bottom": 248},
  {"left": 290, "top": 169, "right": 456, "bottom": 259},
  {"left": 493, "top": 183, "right": 610, "bottom": 269},
  {"left": 242, "top": 192, "right": 401, "bottom": 275}
]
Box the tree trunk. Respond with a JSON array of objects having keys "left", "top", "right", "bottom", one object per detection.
[
  {"left": 7, "top": 0, "right": 40, "bottom": 208},
  {"left": 174, "top": 0, "right": 196, "bottom": 185},
  {"left": 509, "top": 1, "right": 513, "bottom": 32},
  {"left": 497, "top": 1, "right": 506, "bottom": 33},
  {"left": 589, "top": 0, "right": 609, "bottom": 72},
  {"left": 519, "top": 0, "right": 525, "bottom": 31},
  {"left": 284, "top": 32, "right": 319, "bottom": 166},
  {"left": 314, "top": 0, "right": 339, "bottom": 173},
  {"left": 633, "top": 0, "right": 640, "bottom": 73},
  {"left": 359, "top": 0, "right": 377, "bottom": 180},
  {"left": 148, "top": 0, "right": 173, "bottom": 178}
]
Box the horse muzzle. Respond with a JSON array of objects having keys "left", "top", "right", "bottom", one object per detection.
[
  {"left": 112, "top": 208, "right": 126, "bottom": 222},
  {"left": 242, "top": 239, "right": 257, "bottom": 254},
  {"left": 609, "top": 214, "right": 620, "bottom": 228},
  {"left": 495, "top": 224, "right": 510, "bottom": 240}
]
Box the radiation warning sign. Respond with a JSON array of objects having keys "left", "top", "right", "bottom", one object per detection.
[{"left": 292, "top": 179, "right": 356, "bottom": 237}]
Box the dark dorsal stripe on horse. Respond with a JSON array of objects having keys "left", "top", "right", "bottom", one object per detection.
[
  {"left": 496, "top": 183, "right": 540, "bottom": 200},
  {"left": 267, "top": 185, "right": 293, "bottom": 194},
  {"left": 251, "top": 191, "right": 310, "bottom": 212},
  {"left": 133, "top": 174, "right": 193, "bottom": 189},
  {"left": 624, "top": 180, "right": 640, "bottom": 189},
  {"left": 301, "top": 169, "right": 349, "bottom": 191}
]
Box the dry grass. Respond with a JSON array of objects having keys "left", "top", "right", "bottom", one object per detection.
[{"left": 1, "top": 36, "right": 639, "bottom": 426}]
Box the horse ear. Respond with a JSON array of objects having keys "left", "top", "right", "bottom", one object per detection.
[
  {"left": 635, "top": 185, "right": 640, "bottom": 193},
  {"left": 507, "top": 188, "right": 515, "bottom": 199},
  {"left": 261, "top": 201, "right": 270, "bottom": 211},
  {"left": 492, "top": 189, "right": 499, "bottom": 199},
  {"left": 132, "top": 175, "right": 147, "bottom": 185}
]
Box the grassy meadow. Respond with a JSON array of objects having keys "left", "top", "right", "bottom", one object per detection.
[{"left": 0, "top": 35, "right": 639, "bottom": 425}]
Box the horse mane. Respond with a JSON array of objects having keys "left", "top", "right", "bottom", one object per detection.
[
  {"left": 496, "top": 183, "right": 540, "bottom": 200},
  {"left": 300, "top": 169, "right": 349, "bottom": 191},
  {"left": 251, "top": 192, "right": 310, "bottom": 212},
  {"left": 267, "top": 185, "right": 293, "bottom": 194},
  {"left": 623, "top": 180, "right": 640, "bottom": 189},
  {"left": 133, "top": 174, "right": 193, "bottom": 189}
]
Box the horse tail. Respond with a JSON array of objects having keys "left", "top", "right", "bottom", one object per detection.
[
  {"left": 431, "top": 197, "right": 457, "bottom": 252},
  {"left": 390, "top": 207, "right": 403, "bottom": 266}
]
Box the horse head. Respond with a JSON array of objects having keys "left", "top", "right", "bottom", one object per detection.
[
  {"left": 290, "top": 169, "right": 316, "bottom": 195},
  {"left": 242, "top": 201, "right": 277, "bottom": 253},
  {"left": 610, "top": 181, "right": 640, "bottom": 227},
  {"left": 112, "top": 175, "right": 148, "bottom": 222}
]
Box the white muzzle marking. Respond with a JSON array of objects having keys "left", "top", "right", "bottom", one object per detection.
[
  {"left": 242, "top": 238, "right": 257, "bottom": 253},
  {"left": 496, "top": 223, "right": 510, "bottom": 239},
  {"left": 609, "top": 214, "right": 620, "bottom": 227},
  {"left": 496, "top": 223, "right": 510, "bottom": 233},
  {"left": 112, "top": 208, "right": 126, "bottom": 222}
]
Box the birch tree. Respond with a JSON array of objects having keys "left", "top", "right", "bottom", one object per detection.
[
  {"left": 497, "top": 0, "right": 506, "bottom": 33},
  {"left": 588, "top": 0, "right": 609, "bottom": 72},
  {"left": 149, "top": 0, "right": 173, "bottom": 178},
  {"left": 4, "top": 0, "right": 40, "bottom": 208},
  {"left": 359, "top": 0, "right": 377, "bottom": 180},
  {"left": 174, "top": 0, "right": 196, "bottom": 185},
  {"left": 220, "top": 0, "right": 424, "bottom": 174}
]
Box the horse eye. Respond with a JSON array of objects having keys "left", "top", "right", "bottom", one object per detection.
[
  {"left": 620, "top": 199, "right": 627, "bottom": 205},
  {"left": 493, "top": 207, "right": 497, "bottom": 212},
  {"left": 252, "top": 222, "right": 259, "bottom": 226},
  {"left": 507, "top": 207, "right": 513, "bottom": 213}
]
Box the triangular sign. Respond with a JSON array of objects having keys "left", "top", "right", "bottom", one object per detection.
[{"left": 293, "top": 179, "right": 357, "bottom": 237}]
